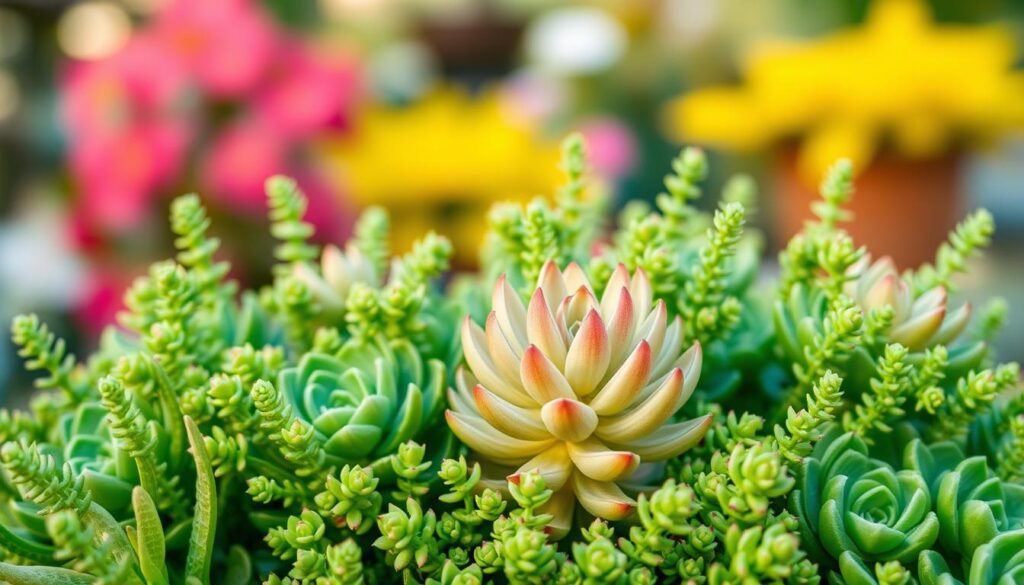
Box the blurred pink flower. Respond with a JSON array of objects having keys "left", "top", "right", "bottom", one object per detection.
[
  {"left": 62, "top": 32, "right": 196, "bottom": 231},
  {"left": 60, "top": 0, "right": 360, "bottom": 249},
  {"left": 76, "top": 268, "right": 132, "bottom": 338},
  {"left": 254, "top": 42, "right": 361, "bottom": 139},
  {"left": 62, "top": 34, "right": 191, "bottom": 139},
  {"left": 201, "top": 121, "right": 353, "bottom": 241},
  {"left": 153, "top": 0, "right": 279, "bottom": 98},
  {"left": 287, "top": 167, "right": 355, "bottom": 244},
  {"left": 66, "top": 117, "right": 192, "bottom": 231},
  {"left": 201, "top": 119, "right": 290, "bottom": 213},
  {"left": 577, "top": 117, "right": 637, "bottom": 180}
]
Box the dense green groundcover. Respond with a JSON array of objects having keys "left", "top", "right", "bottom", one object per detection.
[{"left": 0, "top": 136, "right": 1021, "bottom": 584}]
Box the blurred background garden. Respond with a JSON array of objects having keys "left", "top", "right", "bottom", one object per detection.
[{"left": 1, "top": 0, "right": 1023, "bottom": 404}]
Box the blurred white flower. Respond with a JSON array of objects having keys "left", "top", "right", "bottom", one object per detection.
[
  {"left": 0, "top": 196, "right": 86, "bottom": 314},
  {"left": 524, "top": 7, "right": 627, "bottom": 76}
]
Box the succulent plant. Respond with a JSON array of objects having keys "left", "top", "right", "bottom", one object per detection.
[
  {"left": 292, "top": 243, "right": 380, "bottom": 317},
  {"left": 847, "top": 256, "right": 971, "bottom": 352},
  {"left": 904, "top": 439, "right": 1024, "bottom": 562},
  {"left": 2, "top": 140, "right": 1020, "bottom": 583},
  {"left": 790, "top": 428, "right": 939, "bottom": 566},
  {"left": 446, "top": 260, "right": 711, "bottom": 533},
  {"left": 273, "top": 335, "right": 451, "bottom": 477},
  {"left": 976, "top": 537, "right": 1024, "bottom": 584},
  {"left": 918, "top": 529, "right": 1024, "bottom": 585}
]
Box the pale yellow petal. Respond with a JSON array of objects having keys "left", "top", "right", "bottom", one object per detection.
[
  {"left": 571, "top": 472, "right": 636, "bottom": 520},
  {"left": 863, "top": 274, "right": 899, "bottom": 312},
  {"left": 445, "top": 410, "right": 554, "bottom": 466},
  {"left": 912, "top": 286, "right": 947, "bottom": 316},
  {"left": 536, "top": 260, "right": 567, "bottom": 314},
  {"left": 604, "top": 287, "right": 636, "bottom": 372},
  {"left": 462, "top": 317, "right": 534, "bottom": 407},
  {"left": 540, "top": 398, "right": 598, "bottom": 442},
  {"left": 508, "top": 443, "right": 573, "bottom": 492},
  {"left": 600, "top": 264, "right": 632, "bottom": 319},
  {"left": 564, "top": 309, "right": 611, "bottom": 397},
  {"left": 630, "top": 268, "right": 653, "bottom": 322},
  {"left": 527, "top": 289, "right": 568, "bottom": 370},
  {"left": 890, "top": 306, "right": 946, "bottom": 350},
  {"left": 927, "top": 302, "right": 970, "bottom": 346},
  {"left": 520, "top": 345, "right": 576, "bottom": 403},
  {"left": 608, "top": 415, "right": 712, "bottom": 461},
  {"left": 472, "top": 385, "right": 549, "bottom": 441},
  {"left": 485, "top": 311, "right": 523, "bottom": 383},
  {"left": 560, "top": 286, "right": 600, "bottom": 328},
  {"left": 562, "top": 261, "right": 593, "bottom": 296},
  {"left": 633, "top": 300, "right": 667, "bottom": 360},
  {"left": 596, "top": 368, "right": 683, "bottom": 443},
  {"left": 448, "top": 369, "right": 476, "bottom": 413},
  {"left": 588, "top": 340, "right": 652, "bottom": 415},
  {"left": 320, "top": 244, "right": 351, "bottom": 293},
  {"left": 651, "top": 316, "right": 685, "bottom": 378},
  {"left": 492, "top": 274, "right": 528, "bottom": 352},
  {"left": 566, "top": 438, "right": 639, "bottom": 482},
  {"left": 292, "top": 262, "right": 344, "bottom": 312},
  {"left": 539, "top": 485, "right": 575, "bottom": 539}
]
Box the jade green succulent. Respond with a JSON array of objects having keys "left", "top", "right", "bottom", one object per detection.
[
  {"left": 791, "top": 428, "right": 940, "bottom": 565},
  {"left": 918, "top": 529, "right": 1024, "bottom": 585},
  {"left": 271, "top": 335, "right": 451, "bottom": 478},
  {"left": 904, "top": 439, "right": 1024, "bottom": 563}
]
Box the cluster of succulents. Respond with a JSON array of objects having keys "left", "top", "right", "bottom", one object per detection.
[{"left": 0, "top": 135, "right": 1020, "bottom": 584}]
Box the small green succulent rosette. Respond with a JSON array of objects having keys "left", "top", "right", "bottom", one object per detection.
[
  {"left": 904, "top": 439, "right": 1024, "bottom": 561},
  {"left": 55, "top": 402, "right": 138, "bottom": 516},
  {"left": 276, "top": 335, "right": 451, "bottom": 477},
  {"left": 2, "top": 402, "right": 141, "bottom": 537},
  {"left": 791, "top": 429, "right": 939, "bottom": 566},
  {"left": 970, "top": 529, "right": 1024, "bottom": 583},
  {"left": 918, "top": 529, "right": 1024, "bottom": 585}
]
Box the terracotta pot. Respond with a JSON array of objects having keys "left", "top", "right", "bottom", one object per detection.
[{"left": 774, "top": 148, "right": 963, "bottom": 269}]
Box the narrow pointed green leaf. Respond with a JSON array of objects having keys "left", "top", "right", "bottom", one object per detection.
[
  {"left": 125, "top": 524, "right": 138, "bottom": 555},
  {"left": 184, "top": 415, "right": 217, "bottom": 585},
  {"left": 152, "top": 361, "right": 186, "bottom": 474},
  {"left": 132, "top": 486, "right": 169, "bottom": 585}
]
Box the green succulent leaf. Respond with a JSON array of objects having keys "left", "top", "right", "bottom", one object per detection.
[
  {"left": 0, "top": 563, "right": 96, "bottom": 585},
  {"left": 184, "top": 415, "right": 217, "bottom": 585},
  {"left": 132, "top": 486, "right": 168, "bottom": 585}
]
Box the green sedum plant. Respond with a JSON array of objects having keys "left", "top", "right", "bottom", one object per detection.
[{"left": 0, "top": 136, "right": 1019, "bottom": 584}]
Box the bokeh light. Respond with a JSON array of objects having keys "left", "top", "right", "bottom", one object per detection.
[
  {"left": 0, "top": 69, "right": 18, "bottom": 122},
  {"left": 57, "top": 1, "right": 133, "bottom": 60}
]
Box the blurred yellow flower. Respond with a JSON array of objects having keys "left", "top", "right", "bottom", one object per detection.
[
  {"left": 665, "top": 0, "right": 1024, "bottom": 180},
  {"left": 315, "top": 87, "right": 561, "bottom": 265}
]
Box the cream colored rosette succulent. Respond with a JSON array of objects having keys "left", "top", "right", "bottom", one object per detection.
[
  {"left": 446, "top": 261, "right": 712, "bottom": 534},
  {"left": 293, "top": 243, "right": 379, "bottom": 315},
  {"left": 848, "top": 256, "right": 970, "bottom": 351}
]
